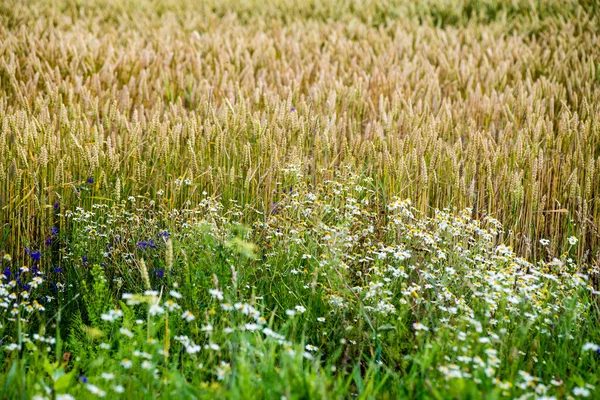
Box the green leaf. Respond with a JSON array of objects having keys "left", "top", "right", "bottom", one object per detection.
[{"left": 54, "top": 370, "right": 76, "bottom": 392}]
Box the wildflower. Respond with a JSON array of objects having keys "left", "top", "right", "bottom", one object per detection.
[
  {"left": 122, "top": 293, "right": 140, "bottom": 305},
  {"left": 539, "top": 239, "right": 550, "bottom": 246},
  {"left": 112, "top": 385, "right": 125, "bottom": 393},
  {"left": 295, "top": 305, "right": 307, "bottom": 313},
  {"left": 305, "top": 344, "right": 318, "bottom": 352},
  {"left": 87, "top": 177, "right": 94, "bottom": 184},
  {"left": 285, "top": 309, "right": 296, "bottom": 317},
  {"left": 26, "top": 249, "right": 41, "bottom": 262},
  {"left": 149, "top": 304, "right": 165, "bottom": 316},
  {"left": 5, "top": 343, "right": 20, "bottom": 351},
  {"left": 100, "top": 309, "right": 123, "bottom": 322},
  {"left": 209, "top": 289, "right": 224, "bottom": 301},
  {"left": 121, "top": 359, "right": 132, "bottom": 369},
  {"left": 568, "top": 236, "right": 578, "bottom": 246},
  {"left": 137, "top": 240, "right": 157, "bottom": 250},
  {"left": 51, "top": 227, "right": 59, "bottom": 236},
  {"left": 216, "top": 362, "right": 231, "bottom": 381},
  {"left": 152, "top": 269, "right": 165, "bottom": 279},
  {"left": 582, "top": 343, "right": 599, "bottom": 352},
  {"left": 86, "top": 384, "right": 106, "bottom": 397},
  {"left": 263, "top": 328, "right": 286, "bottom": 341},
  {"left": 181, "top": 310, "right": 195, "bottom": 322},
  {"left": 164, "top": 300, "right": 180, "bottom": 311},
  {"left": 141, "top": 361, "right": 152, "bottom": 370},
  {"left": 244, "top": 323, "right": 260, "bottom": 331},
  {"left": 169, "top": 290, "right": 182, "bottom": 299},
  {"left": 2, "top": 254, "right": 11, "bottom": 262},
  {"left": 317, "top": 317, "right": 326, "bottom": 322},
  {"left": 413, "top": 322, "right": 429, "bottom": 332},
  {"left": 133, "top": 350, "right": 152, "bottom": 359},
  {"left": 119, "top": 328, "right": 134, "bottom": 338},
  {"left": 206, "top": 343, "right": 220, "bottom": 351},
  {"left": 573, "top": 387, "right": 590, "bottom": 397},
  {"left": 101, "top": 373, "right": 115, "bottom": 381}
]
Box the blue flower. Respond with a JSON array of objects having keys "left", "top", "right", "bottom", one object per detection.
[
  {"left": 137, "top": 240, "right": 157, "bottom": 250},
  {"left": 153, "top": 269, "right": 165, "bottom": 279},
  {"left": 82, "top": 255, "right": 88, "bottom": 265},
  {"left": 51, "top": 227, "right": 59, "bottom": 236},
  {"left": 2, "top": 267, "right": 10, "bottom": 278},
  {"left": 45, "top": 237, "right": 53, "bottom": 247},
  {"left": 54, "top": 201, "right": 60, "bottom": 211},
  {"left": 26, "top": 248, "right": 41, "bottom": 262},
  {"left": 270, "top": 202, "right": 279, "bottom": 215},
  {"left": 87, "top": 177, "right": 94, "bottom": 184},
  {"left": 53, "top": 266, "right": 63, "bottom": 273},
  {"left": 158, "top": 230, "right": 170, "bottom": 239},
  {"left": 79, "top": 375, "right": 88, "bottom": 383}
]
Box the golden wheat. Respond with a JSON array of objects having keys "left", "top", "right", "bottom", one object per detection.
[{"left": 0, "top": 0, "right": 598, "bottom": 264}]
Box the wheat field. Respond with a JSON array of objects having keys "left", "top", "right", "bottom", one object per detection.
[{"left": 1, "top": 0, "right": 599, "bottom": 399}]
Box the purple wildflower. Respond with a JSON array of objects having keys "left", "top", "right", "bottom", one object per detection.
[
  {"left": 153, "top": 269, "right": 165, "bottom": 279},
  {"left": 26, "top": 249, "right": 41, "bottom": 262},
  {"left": 137, "top": 240, "right": 157, "bottom": 250}
]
